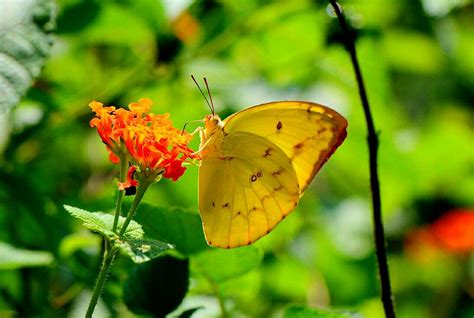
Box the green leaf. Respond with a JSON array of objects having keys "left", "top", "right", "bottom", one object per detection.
[
  {"left": 283, "top": 306, "right": 358, "bottom": 318},
  {"left": 134, "top": 204, "right": 209, "bottom": 256},
  {"left": 191, "top": 246, "right": 263, "bottom": 283},
  {"left": 116, "top": 237, "right": 174, "bottom": 264},
  {"left": 124, "top": 255, "right": 189, "bottom": 317},
  {"left": 58, "top": 233, "right": 100, "bottom": 258},
  {"left": 263, "top": 257, "right": 311, "bottom": 301},
  {"left": 56, "top": 1, "right": 101, "bottom": 33},
  {"left": 0, "top": 241, "right": 53, "bottom": 270},
  {"left": 64, "top": 205, "right": 143, "bottom": 239},
  {"left": 0, "top": 0, "right": 55, "bottom": 113},
  {"left": 64, "top": 205, "right": 173, "bottom": 263}
]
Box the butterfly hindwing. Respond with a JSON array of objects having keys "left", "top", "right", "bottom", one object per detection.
[
  {"left": 199, "top": 132, "right": 299, "bottom": 248},
  {"left": 222, "top": 101, "right": 347, "bottom": 192}
]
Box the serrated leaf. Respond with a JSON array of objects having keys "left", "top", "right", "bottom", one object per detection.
[
  {"left": 64, "top": 205, "right": 143, "bottom": 240},
  {"left": 283, "top": 306, "right": 359, "bottom": 318},
  {"left": 64, "top": 205, "right": 173, "bottom": 263},
  {"left": 191, "top": 246, "right": 263, "bottom": 283},
  {"left": 0, "top": 0, "right": 55, "bottom": 113},
  {"left": 115, "top": 237, "right": 174, "bottom": 264},
  {"left": 134, "top": 204, "right": 209, "bottom": 256},
  {"left": 0, "top": 241, "right": 53, "bottom": 270}
]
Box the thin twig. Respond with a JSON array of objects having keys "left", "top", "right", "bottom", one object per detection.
[{"left": 328, "top": 1, "right": 396, "bottom": 317}]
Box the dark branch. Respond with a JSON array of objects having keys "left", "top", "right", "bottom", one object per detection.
[{"left": 328, "top": 1, "right": 396, "bottom": 317}]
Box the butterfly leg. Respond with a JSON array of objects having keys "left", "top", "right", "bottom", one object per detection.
[
  {"left": 190, "top": 126, "right": 203, "bottom": 136},
  {"left": 193, "top": 134, "right": 212, "bottom": 156}
]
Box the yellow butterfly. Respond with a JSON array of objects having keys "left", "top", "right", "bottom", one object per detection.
[
  {"left": 194, "top": 81, "right": 347, "bottom": 249},
  {"left": 199, "top": 101, "right": 347, "bottom": 248}
]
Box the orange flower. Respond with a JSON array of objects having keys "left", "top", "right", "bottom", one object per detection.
[
  {"left": 89, "top": 101, "right": 123, "bottom": 164},
  {"left": 431, "top": 209, "right": 474, "bottom": 253},
  {"left": 90, "top": 98, "right": 199, "bottom": 184},
  {"left": 404, "top": 208, "right": 474, "bottom": 262}
]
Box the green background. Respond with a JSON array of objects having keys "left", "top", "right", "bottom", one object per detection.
[{"left": 0, "top": 0, "right": 472, "bottom": 317}]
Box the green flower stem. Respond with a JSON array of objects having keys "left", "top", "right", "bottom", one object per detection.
[
  {"left": 87, "top": 172, "right": 151, "bottom": 317},
  {"left": 118, "top": 182, "right": 149, "bottom": 237},
  {"left": 85, "top": 240, "right": 118, "bottom": 318},
  {"left": 112, "top": 158, "right": 128, "bottom": 233}
]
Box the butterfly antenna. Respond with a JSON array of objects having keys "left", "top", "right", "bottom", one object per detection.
[
  {"left": 181, "top": 122, "right": 190, "bottom": 135},
  {"left": 181, "top": 119, "right": 205, "bottom": 135},
  {"left": 191, "top": 74, "right": 213, "bottom": 114},
  {"left": 203, "top": 77, "right": 215, "bottom": 115}
]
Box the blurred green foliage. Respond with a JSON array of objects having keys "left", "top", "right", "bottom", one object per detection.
[{"left": 0, "top": 0, "right": 473, "bottom": 317}]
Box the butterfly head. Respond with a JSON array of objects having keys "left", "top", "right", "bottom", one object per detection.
[
  {"left": 199, "top": 114, "right": 225, "bottom": 155},
  {"left": 204, "top": 114, "right": 223, "bottom": 131}
]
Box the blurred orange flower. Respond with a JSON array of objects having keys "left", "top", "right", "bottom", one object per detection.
[
  {"left": 431, "top": 209, "right": 474, "bottom": 253},
  {"left": 172, "top": 10, "right": 201, "bottom": 44},
  {"left": 90, "top": 98, "right": 199, "bottom": 184},
  {"left": 405, "top": 208, "right": 474, "bottom": 262}
]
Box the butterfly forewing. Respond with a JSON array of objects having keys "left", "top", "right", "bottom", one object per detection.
[
  {"left": 222, "top": 101, "right": 347, "bottom": 193},
  {"left": 199, "top": 132, "right": 299, "bottom": 248}
]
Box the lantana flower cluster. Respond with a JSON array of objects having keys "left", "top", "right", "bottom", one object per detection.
[{"left": 89, "top": 98, "right": 199, "bottom": 189}]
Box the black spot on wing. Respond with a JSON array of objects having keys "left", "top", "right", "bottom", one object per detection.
[
  {"left": 293, "top": 142, "right": 304, "bottom": 150},
  {"left": 249, "top": 206, "right": 261, "bottom": 213},
  {"left": 271, "top": 168, "right": 283, "bottom": 176},
  {"left": 232, "top": 211, "right": 243, "bottom": 219},
  {"left": 263, "top": 147, "right": 273, "bottom": 157},
  {"left": 250, "top": 171, "right": 263, "bottom": 182},
  {"left": 273, "top": 185, "right": 283, "bottom": 192},
  {"left": 276, "top": 121, "right": 282, "bottom": 130}
]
